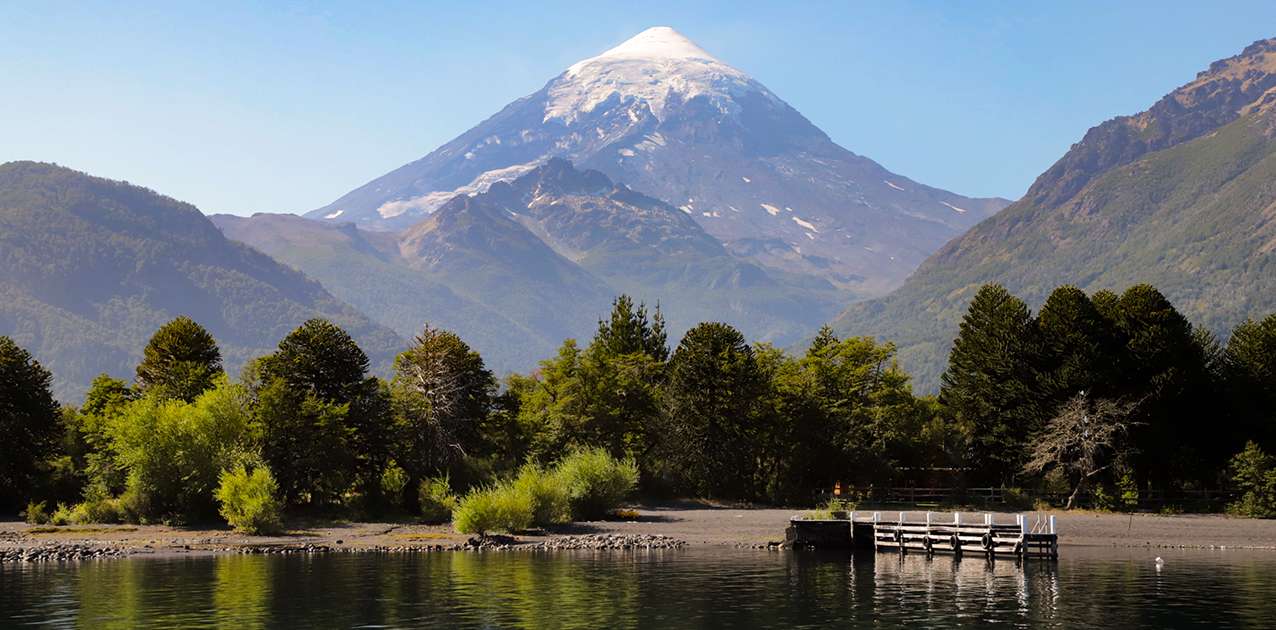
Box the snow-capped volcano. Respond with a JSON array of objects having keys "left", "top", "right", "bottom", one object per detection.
[
  {"left": 307, "top": 26, "right": 1009, "bottom": 295},
  {"left": 546, "top": 26, "right": 773, "bottom": 123}
]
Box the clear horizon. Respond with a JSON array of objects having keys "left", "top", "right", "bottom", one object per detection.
[{"left": 3, "top": 1, "right": 1274, "bottom": 216}]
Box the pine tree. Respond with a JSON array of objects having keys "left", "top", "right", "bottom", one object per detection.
[
  {"left": 0, "top": 336, "right": 60, "bottom": 507},
  {"left": 135, "top": 316, "right": 223, "bottom": 402},
  {"left": 939, "top": 284, "right": 1041, "bottom": 485}
]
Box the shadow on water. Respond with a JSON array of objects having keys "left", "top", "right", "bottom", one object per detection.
[{"left": 4, "top": 547, "right": 1276, "bottom": 628}]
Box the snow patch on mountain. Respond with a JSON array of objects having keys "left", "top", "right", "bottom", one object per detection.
[
  {"left": 884, "top": 180, "right": 905, "bottom": 191},
  {"left": 792, "top": 216, "right": 819, "bottom": 232},
  {"left": 940, "top": 201, "right": 968, "bottom": 214},
  {"left": 761, "top": 203, "right": 781, "bottom": 216},
  {"left": 373, "top": 161, "right": 544, "bottom": 219},
  {"left": 324, "top": 210, "right": 344, "bottom": 219}
]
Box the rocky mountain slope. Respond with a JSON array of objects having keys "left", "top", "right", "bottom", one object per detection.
[
  {"left": 833, "top": 38, "right": 1276, "bottom": 392},
  {"left": 0, "top": 162, "right": 402, "bottom": 400},
  {"left": 306, "top": 27, "right": 1008, "bottom": 296},
  {"left": 221, "top": 159, "right": 843, "bottom": 373}
]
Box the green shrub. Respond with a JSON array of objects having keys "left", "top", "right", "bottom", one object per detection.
[
  {"left": 22, "top": 501, "right": 50, "bottom": 525},
  {"left": 1116, "top": 470, "right": 1139, "bottom": 510},
  {"left": 50, "top": 503, "right": 73, "bottom": 526},
  {"left": 70, "top": 494, "right": 124, "bottom": 524},
  {"left": 418, "top": 476, "right": 457, "bottom": 523},
  {"left": 799, "top": 498, "right": 856, "bottom": 521},
  {"left": 1091, "top": 484, "right": 1117, "bottom": 511},
  {"left": 553, "top": 449, "right": 638, "bottom": 520},
  {"left": 453, "top": 485, "right": 533, "bottom": 535},
  {"left": 1227, "top": 441, "right": 1276, "bottom": 518},
  {"left": 216, "top": 463, "right": 284, "bottom": 534},
  {"left": 512, "top": 465, "right": 569, "bottom": 528},
  {"left": 105, "top": 380, "right": 255, "bottom": 523},
  {"left": 381, "top": 462, "right": 409, "bottom": 507}
]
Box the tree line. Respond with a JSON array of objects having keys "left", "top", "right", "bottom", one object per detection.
[{"left": 2, "top": 285, "right": 1275, "bottom": 525}]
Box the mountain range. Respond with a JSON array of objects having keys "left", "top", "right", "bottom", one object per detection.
[
  {"left": 215, "top": 159, "right": 843, "bottom": 373},
  {"left": 304, "top": 27, "right": 1009, "bottom": 297},
  {"left": 833, "top": 37, "right": 1276, "bottom": 392}
]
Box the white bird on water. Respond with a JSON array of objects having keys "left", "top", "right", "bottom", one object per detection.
[{"left": 1155, "top": 557, "right": 1165, "bottom": 570}]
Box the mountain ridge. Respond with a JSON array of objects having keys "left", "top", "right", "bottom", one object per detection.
[
  {"left": 0, "top": 161, "right": 402, "bottom": 400},
  {"left": 221, "top": 159, "right": 844, "bottom": 374},
  {"left": 832, "top": 37, "right": 1276, "bottom": 392}
]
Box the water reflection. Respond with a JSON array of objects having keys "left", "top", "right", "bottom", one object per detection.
[{"left": 2, "top": 547, "right": 1276, "bottom": 628}]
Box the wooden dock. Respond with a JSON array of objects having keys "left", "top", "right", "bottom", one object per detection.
[{"left": 866, "top": 511, "right": 1058, "bottom": 559}]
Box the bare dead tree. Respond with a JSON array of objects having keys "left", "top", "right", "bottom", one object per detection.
[{"left": 1023, "top": 391, "right": 1136, "bottom": 510}]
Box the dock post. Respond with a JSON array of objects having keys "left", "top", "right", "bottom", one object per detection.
[{"left": 1049, "top": 515, "right": 1056, "bottom": 534}]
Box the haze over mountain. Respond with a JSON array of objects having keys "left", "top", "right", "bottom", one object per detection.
[
  {"left": 0, "top": 162, "right": 402, "bottom": 400},
  {"left": 306, "top": 26, "right": 1008, "bottom": 297},
  {"left": 834, "top": 38, "right": 1276, "bottom": 392},
  {"left": 218, "top": 159, "right": 842, "bottom": 373}
]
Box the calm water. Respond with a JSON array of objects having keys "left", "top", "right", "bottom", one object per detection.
[{"left": 3, "top": 547, "right": 1275, "bottom": 628}]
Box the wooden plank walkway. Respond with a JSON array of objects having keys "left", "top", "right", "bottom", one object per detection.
[{"left": 863, "top": 511, "right": 1058, "bottom": 559}]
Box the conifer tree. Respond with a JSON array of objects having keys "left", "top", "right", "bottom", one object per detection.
[
  {"left": 661, "top": 322, "right": 765, "bottom": 498},
  {"left": 0, "top": 336, "right": 60, "bottom": 507},
  {"left": 392, "top": 324, "right": 495, "bottom": 481},
  {"left": 254, "top": 319, "right": 390, "bottom": 507},
  {"left": 135, "top": 316, "right": 223, "bottom": 402},
  {"left": 1035, "top": 285, "right": 1118, "bottom": 405},
  {"left": 592, "top": 295, "right": 668, "bottom": 361},
  {"left": 1224, "top": 314, "right": 1276, "bottom": 446},
  {"left": 939, "top": 284, "right": 1041, "bottom": 485},
  {"left": 1114, "top": 284, "right": 1213, "bottom": 486}
]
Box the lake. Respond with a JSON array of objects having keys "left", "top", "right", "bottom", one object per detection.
[{"left": 3, "top": 547, "right": 1275, "bottom": 628}]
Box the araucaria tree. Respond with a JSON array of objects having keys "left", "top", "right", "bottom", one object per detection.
[
  {"left": 660, "top": 322, "right": 765, "bottom": 499},
  {"left": 1023, "top": 391, "right": 1134, "bottom": 509},
  {"left": 0, "top": 336, "right": 61, "bottom": 508},
  {"left": 940, "top": 284, "right": 1042, "bottom": 485},
  {"left": 253, "top": 318, "right": 391, "bottom": 507},
  {"left": 135, "top": 316, "right": 224, "bottom": 402},
  {"left": 392, "top": 324, "right": 495, "bottom": 483}
]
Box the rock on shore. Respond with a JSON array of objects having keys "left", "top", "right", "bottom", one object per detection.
[{"left": 1, "top": 544, "right": 131, "bottom": 562}]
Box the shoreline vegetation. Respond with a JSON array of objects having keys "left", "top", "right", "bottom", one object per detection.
[{"left": 3, "top": 285, "right": 1276, "bottom": 550}]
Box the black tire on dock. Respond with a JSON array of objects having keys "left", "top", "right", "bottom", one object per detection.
[{"left": 981, "top": 533, "right": 993, "bottom": 552}]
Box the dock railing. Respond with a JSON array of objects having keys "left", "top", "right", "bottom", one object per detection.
[{"left": 862, "top": 510, "right": 1058, "bottom": 558}]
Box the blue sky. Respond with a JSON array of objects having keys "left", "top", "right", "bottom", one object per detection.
[{"left": 3, "top": 1, "right": 1274, "bottom": 215}]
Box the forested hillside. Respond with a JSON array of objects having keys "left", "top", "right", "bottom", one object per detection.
[
  {"left": 0, "top": 162, "right": 401, "bottom": 399},
  {"left": 834, "top": 38, "right": 1276, "bottom": 391}
]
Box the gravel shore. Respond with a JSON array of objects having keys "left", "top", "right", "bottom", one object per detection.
[{"left": 5, "top": 503, "right": 1276, "bottom": 561}]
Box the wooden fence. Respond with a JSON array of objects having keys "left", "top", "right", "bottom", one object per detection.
[{"left": 819, "top": 486, "right": 1233, "bottom": 512}]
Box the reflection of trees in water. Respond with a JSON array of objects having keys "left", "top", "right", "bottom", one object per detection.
[
  {"left": 6, "top": 550, "right": 1276, "bottom": 627},
  {"left": 213, "top": 555, "right": 269, "bottom": 629},
  {"left": 447, "top": 551, "right": 641, "bottom": 629}
]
